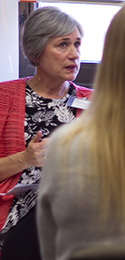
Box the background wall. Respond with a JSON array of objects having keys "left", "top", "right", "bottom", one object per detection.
[
  {"left": 0, "top": 0, "right": 18, "bottom": 82},
  {"left": 19, "top": 2, "right": 36, "bottom": 78}
]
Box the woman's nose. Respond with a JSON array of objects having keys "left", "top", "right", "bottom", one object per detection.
[{"left": 68, "top": 46, "right": 80, "bottom": 59}]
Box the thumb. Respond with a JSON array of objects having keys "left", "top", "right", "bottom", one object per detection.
[{"left": 31, "top": 130, "right": 42, "bottom": 143}]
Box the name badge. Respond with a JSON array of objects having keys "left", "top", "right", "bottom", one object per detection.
[{"left": 67, "top": 96, "right": 90, "bottom": 110}]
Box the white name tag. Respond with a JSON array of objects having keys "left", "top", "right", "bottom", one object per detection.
[{"left": 67, "top": 96, "right": 90, "bottom": 110}]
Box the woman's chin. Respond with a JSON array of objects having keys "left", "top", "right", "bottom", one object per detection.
[{"left": 65, "top": 74, "right": 78, "bottom": 82}]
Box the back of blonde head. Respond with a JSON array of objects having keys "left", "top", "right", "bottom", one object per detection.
[{"left": 59, "top": 6, "right": 125, "bottom": 228}]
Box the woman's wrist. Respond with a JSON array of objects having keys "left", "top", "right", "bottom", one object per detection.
[{"left": 0, "top": 150, "right": 30, "bottom": 182}]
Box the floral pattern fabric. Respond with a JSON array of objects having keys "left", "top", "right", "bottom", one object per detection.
[{"left": 0, "top": 82, "right": 77, "bottom": 249}]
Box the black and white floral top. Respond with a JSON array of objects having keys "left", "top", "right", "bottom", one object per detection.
[{"left": 0, "top": 82, "right": 77, "bottom": 248}]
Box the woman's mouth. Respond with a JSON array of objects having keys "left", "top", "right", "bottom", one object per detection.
[{"left": 64, "top": 65, "right": 77, "bottom": 72}]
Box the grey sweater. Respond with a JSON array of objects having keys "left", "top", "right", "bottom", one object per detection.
[{"left": 37, "top": 124, "right": 125, "bottom": 260}]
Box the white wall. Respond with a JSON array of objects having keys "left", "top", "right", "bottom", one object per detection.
[{"left": 0, "top": 0, "right": 18, "bottom": 82}]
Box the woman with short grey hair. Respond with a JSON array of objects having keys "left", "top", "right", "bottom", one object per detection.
[
  {"left": 23, "top": 6, "right": 83, "bottom": 66},
  {"left": 0, "top": 6, "right": 92, "bottom": 260}
]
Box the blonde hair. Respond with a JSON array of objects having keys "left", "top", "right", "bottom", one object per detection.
[{"left": 57, "top": 6, "right": 125, "bottom": 228}]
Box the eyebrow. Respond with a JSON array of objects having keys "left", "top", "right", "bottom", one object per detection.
[{"left": 60, "top": 37, "right": 81, "bottom": 41}]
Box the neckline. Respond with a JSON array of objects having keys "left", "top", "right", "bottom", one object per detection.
[{"left": 26, "top": 82, "right": 74, "bottom": 101}]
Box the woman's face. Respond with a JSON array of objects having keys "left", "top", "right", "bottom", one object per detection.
[{"left": 38, "top": 27, "right": 82, "bottom": 84}]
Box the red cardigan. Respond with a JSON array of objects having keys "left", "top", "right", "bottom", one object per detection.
[
  {"left": 0, "top": 78, "right": 26, "bottom": 230},
  {"left": 0, "top": 78, "right": 92, "bottom": 231}
]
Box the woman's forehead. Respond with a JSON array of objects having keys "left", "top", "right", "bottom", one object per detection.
[{"left": 49, "top": 28, "right": 82, "bottom": 42}]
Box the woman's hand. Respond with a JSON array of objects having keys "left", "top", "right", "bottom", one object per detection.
[
  {"left": 0, "top": 131, "right": 49, "bottom": 182},
  {"left": 24, "top": 131, "right": 49, "bottom": 167}
]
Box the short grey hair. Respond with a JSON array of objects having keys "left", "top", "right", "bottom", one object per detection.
[{"left": 22, "top": 6, "right": 84, "bottom": 66}]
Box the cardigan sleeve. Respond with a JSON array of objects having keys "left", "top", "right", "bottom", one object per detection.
[
  {"left": 0, "top": 79, "right": 26, "bottom": 157},
  {"left": 0, "top": 79, "right": 26, "bottom": 231}
]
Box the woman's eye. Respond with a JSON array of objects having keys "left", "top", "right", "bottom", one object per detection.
[
  {"left": 75, "top": 42, "right": 81, "bottom": 48},
  {"left": 59, "top": 42, "right": 67, "bottom": 48}
]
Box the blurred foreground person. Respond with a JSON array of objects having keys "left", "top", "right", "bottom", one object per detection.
[{"left": 37, "top": 6, "right": 125, "bottom": 260}]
